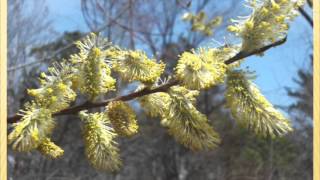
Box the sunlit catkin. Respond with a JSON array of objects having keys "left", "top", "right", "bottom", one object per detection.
[
  {"left": 228, "top": 0, "right": 304, "bottom": 52},
  {"left": 106, "top": 101, "right": 139, "bottom": 137},
  {"left": 79, "top": 111, "right": 121, "bottom": 172},
  {"left": 225, "top": 70, "right": 293, "bottom": 137},
  {"left": 71, "top": 33, "right": 116, "bottom": 99},
  {"left": 27, "top": 62, "right": 76, "bottom": 113},
  {"left": 164, "top": 86, "right": 220, "bottom": 151},
  {"left": 139, "top": 85, "right": 199, "bottom": 125},
  {"left": 139, "top": 92, "right": 171, "bottom": 118},
  {"left": 176, "top": 49, "right": 227, "bottom": 90},
  {"left": 111, "top": 50, "right": 165, "bottom": 84},
  {"left": 8, "top": 103, "right": 55, "bottom": 152}
]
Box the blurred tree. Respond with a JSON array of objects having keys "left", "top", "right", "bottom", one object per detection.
[
  {"left": 80, "top": 0, "right": 238, "bottom": 55},
  {"left": 286, "top": 59, "right": 313, "bottom": 180},
  {"left": 7, "top": 0, "right": 55, "bottom": 114},
  {"left": 285, "top": 3, "right": 313, "bottom": 178}
]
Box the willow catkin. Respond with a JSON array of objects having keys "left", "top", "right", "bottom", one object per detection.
[
  {"left": 106, "top": 101, "right": 139, "bottom": 137},
  {"left": 79, "top": 111, "right": 121, "bottom": 172},
  {"left": 37, "top": 138, "right": 64, "bottom": 159},
  {"left": 225, "top": 70, "right": 293, "bottom": 137},
  {"left": 175, "top": 48, "right": 227, "bottom": 90},
  {"left": 8, "top": 103, "right": 55, "bottom": 152},
  {"left": 228, "top": 0, "right": 305, "bottom": 52}
]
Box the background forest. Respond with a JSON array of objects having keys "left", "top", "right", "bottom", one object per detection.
[{"left": 7, "top": 0, "right": 313, "bottom": 179}]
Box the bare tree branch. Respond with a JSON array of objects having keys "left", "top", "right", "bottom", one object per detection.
[
  {"left": 7, "top": 37, "right": 287, "bottom": 123},
  {"left": 298, "top": 7, "right": 313, "bottom": 27},
  {"left": 224, "top": 36, "right": 287, "bottom": 64},
  {"left": 7, "top": 3, "right": 131, "bottom": 72},
  {"left": 307, "top": 0, "right": 312, "bottom": 8}
]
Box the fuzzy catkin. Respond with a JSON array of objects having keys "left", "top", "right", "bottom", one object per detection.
[
  {"left": 37, "top": 138, "right": 64, "bottom": 159},
  {"left": 175, "top": 48, "right": 227, "bottom": 90},
  {"left": 225, "top": 70, "right": 293, "bottom": 137},
  {"left": 228, "top": 0, "right": 304, "bottom": 52},
  {"left": 79, "top": 111, "right": 121, "bottom": 172},
  {"left": 8, "top": 103, "right": 55, "bottom": 152},
  {"left": 106, "top": 101, "right": 139, "bottom": 137}
]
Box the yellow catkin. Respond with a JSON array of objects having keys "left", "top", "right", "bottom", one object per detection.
[
  {"left": 228, "top": 0, "right": 305, "bottom": 52},
  {"left": 27, "top": 62, "right": 76, "bottom": 113},
  {"left": 175, "top": 49, "right": 227, "bottom": 90},
  {"left": 139, "top": 92, "right": 171, "bottom": 118},
  {"left": 111, "top": 50, "right": 165, "bottom": 84},
  {"left": 225, "top": 70, "right": 293, "bottom": 137},
  {"left": 79, "top": 47, "right": 115, "bottom": 99},
  {"left": 71, "top": 33, "right": 116, "bottom": 99},
  {"left": 37, "top": 138, "right": 64, "bottom": 159},
  {"left": 163, "top": 86, "right": 220, "bottom": 151},
  {"left": 8, "top": 103, "right": 55, "bottom": 152},
  {"left": 106, "top": 101, "right": 139, "bottom": 137},
  {"left": 79, "top": 111, "right": 121, "bottom": 172}
]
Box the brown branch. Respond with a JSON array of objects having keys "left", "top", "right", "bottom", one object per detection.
[
  {"left": 7, "top": 38, "right": 287, "bottom": 123},
  {"left": 224, "top": 36, "right": 287, "bottom": 64},
  {"left": 8, "top": 80, "right": 179, "bottom": 123}
]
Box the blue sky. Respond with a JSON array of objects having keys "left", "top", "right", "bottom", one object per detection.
[{"left": 46, "top": 0, "right": 313, "bottom": 108}]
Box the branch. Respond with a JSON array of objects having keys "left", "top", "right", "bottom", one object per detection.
[
  {"left": 224, "top": 36, "right": 287, "bottom": 64},
  {"left": 298, "top": 7, "right": 313, "bottom": 27},
  {"left": 7, "top": 38, "right": 287, "bottom": 123},
  {"left": 307, "top": 0, "right": 312, "bottom": 8}
]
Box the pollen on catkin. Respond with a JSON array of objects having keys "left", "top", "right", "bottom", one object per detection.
[
  {"left": 163, "top": 86, "right": 220, "bottom": 151},
  {"left": 228, "top": 0, "right": 305, "bottom": 52},
  {"left": 175, "top": 48, "right": 227, "bottom": 90},
  {"left": 8, "top": 102, "right": 55, "bottom": 152},
  {"left": 111, "top": 50, "right": 165, "bottom": 84},
  {"left": 139, "top": 91, "right": 171, "bottom": 118},
  {"left": 106, "top": 101, "right": 139, "bottom": 137},
  {"left": 79, "top": 111, "right": 121, "bottom": 172},
  {"left": 225, "top": 70, "right": 293, "bottom": 137},
  {"left": 37, "top": 138, "right": 64, "bottom": 159},
  {"left": 75, "top": 33, "right": 112, "bottom": 56},
  {"left": 27, "top": 62, "right": 76, "bottom": 113},
  {"left": 76, "top": 47, "right": 116, "bottom": 99},
  {"left": 160, "top": 86, "right": 199, "bottom": 127},
  {"left": 71, "top": 33, "right": 116, "bottom": 100},
  {"left": 139, "top": 85, "right": 200, "bottom": 126}
]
